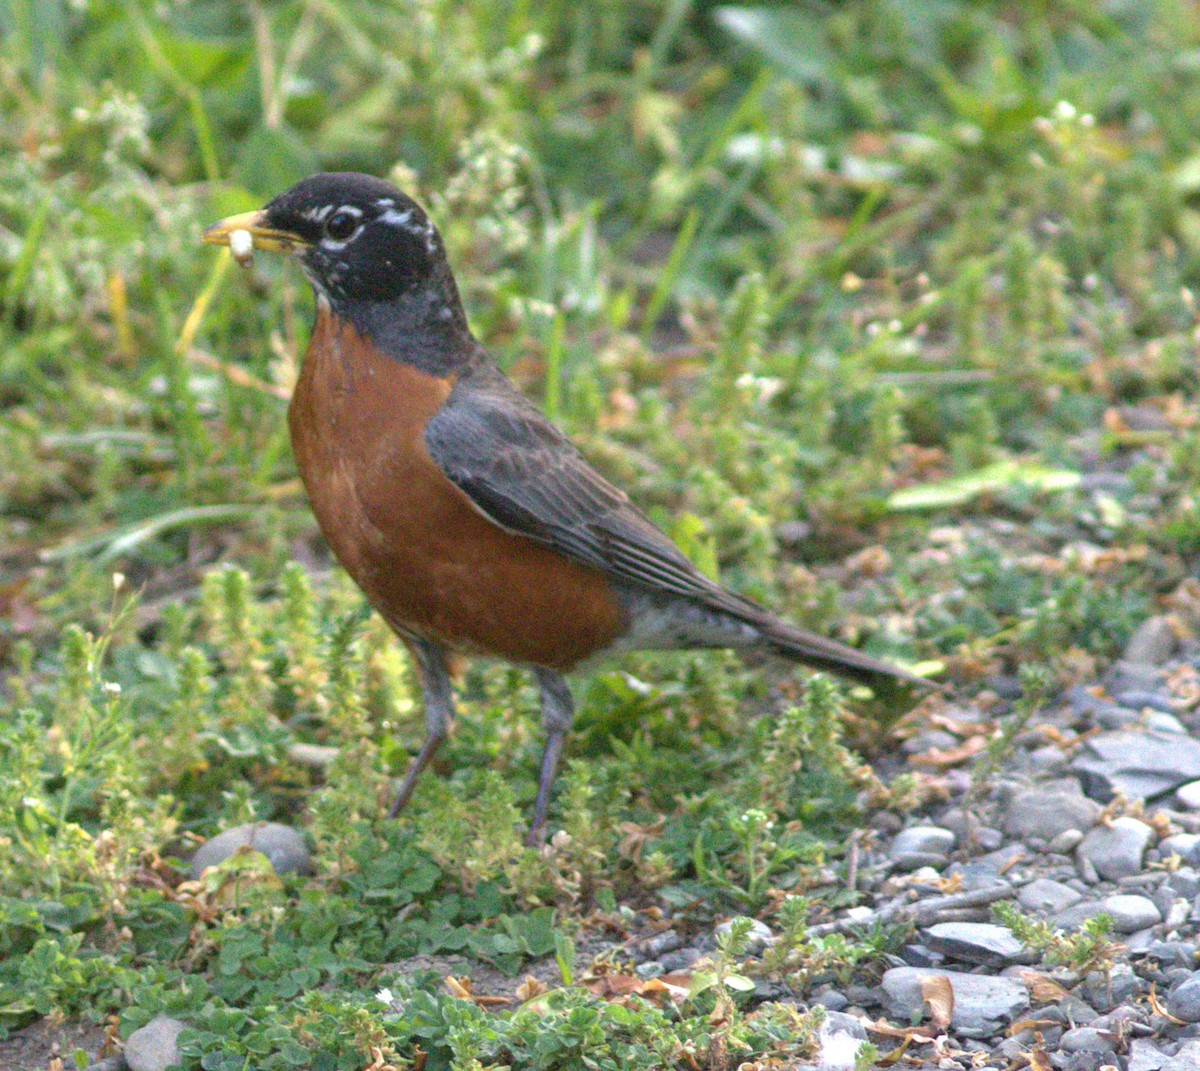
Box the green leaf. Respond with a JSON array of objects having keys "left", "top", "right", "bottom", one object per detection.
[
  {"left": 713, "top": 7, "right": 835, "bottom": 84},
  {"left": 554, "top": 929, "right": 577, "bottom": 985},
  {"left": 887, "top": 460, "right": 1081, "bottom": 512}
]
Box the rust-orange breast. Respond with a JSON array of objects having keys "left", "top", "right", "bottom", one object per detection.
[{"left": 287, "top": 303, "right": 627, "bottom": 670}]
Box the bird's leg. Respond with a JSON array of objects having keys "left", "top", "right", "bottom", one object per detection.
[
  {"left": 528, "top": 668, "right": 575, "bottom": 845},
  {"left": 387, "top": 638, "right": 455, "bottom": 819}
]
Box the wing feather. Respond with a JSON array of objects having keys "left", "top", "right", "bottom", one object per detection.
[{"left": 424, "top": 370, "right": 729, "bottom": 607}]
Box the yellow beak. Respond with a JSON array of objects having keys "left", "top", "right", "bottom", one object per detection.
[{"left": 202, "top": 209, "right": 309, "bottom": 254}]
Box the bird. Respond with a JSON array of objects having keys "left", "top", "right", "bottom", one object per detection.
[{"left": 203, "top": 172, "right": 926, "bottom": 842}]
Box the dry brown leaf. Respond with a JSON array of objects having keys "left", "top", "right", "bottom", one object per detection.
[
  {"left": 926, "top": 710, "right": 994, "bottom": 735},
  {"left": 515, "top": 975, "right": 548, "bottom": 1003},
  {"left": 362, "top": 1045, "right": 401, "bottom": 1071},
  {"left": 582, "top": 973, "right": 645, "bottom": 999},
  {"left": 1149, "top": 982, "right": 1187, "bottom": 1025},
  {"left": 1028, "top": 1047, "right": 1053, "bottom": 1071},
  {"left": 863, "top": 1017, "right": 935, "bottom": 1042},
  {"left": 641, "top": 976, "right": 690, "bottom": 1002},
  {"left": 920, "top": 974, "right": 954, "bottom": 1031},
  {"left": 872, "top": 1032, "right": 912, "bottom": 1066},
  {"left": 908, "top": 736, "right": 988, "bottom": 768},
  {"left": 1017, "top": 970, "right": 1068, "bottom": 1003},
  {"left": 998, "top": 849, "right": 1025, "bottom": 876},
  {"left": 1007, "top": 1017, "right": 1060, "bottom": 1037}
]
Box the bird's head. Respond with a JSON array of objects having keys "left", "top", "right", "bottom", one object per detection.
[{"left": 205, "top": 173, "right": 471, "bottom": 370}]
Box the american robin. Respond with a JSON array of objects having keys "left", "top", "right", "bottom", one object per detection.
[{"left": 204, "top": 172, "right": 926, "bottom": 842}]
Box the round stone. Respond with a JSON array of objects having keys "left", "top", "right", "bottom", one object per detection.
[
  {"left": 1003, "top": 788, "right": 1100, "bottom": 841},
  {"left": 189, "top": 822, "right": 313, "bottom": 879},
  {"left": 1101, "top": 894, "right": 1161, "bottom": 933},
  {"left": 1076, "top": 817, "right": 1154, "bottom": 882},
  {"left": 1167, "top": 973, "right": 1200, "bottom": 1023},
  {"left": 1019, "top": 878, "right": 1083, "bottom": 915},
  {"left": 892, "top": 825, "right": 956, "bottom": 856},
  {"left": 124, "top": 1014, "right": 187, "bottom": 1071}
]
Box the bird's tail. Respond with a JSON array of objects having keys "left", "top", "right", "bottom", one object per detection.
[{"left": 753, "top": 613, "right": 930, "bottom": 690}]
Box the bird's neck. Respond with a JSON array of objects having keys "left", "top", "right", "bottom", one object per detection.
[{"left": 329, "top": 279, "right": 475, "bottom": 377}]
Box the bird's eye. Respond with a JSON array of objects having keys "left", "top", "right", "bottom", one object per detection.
[{"left": 325, "top": 208, "right": 361, "bottom": 242}]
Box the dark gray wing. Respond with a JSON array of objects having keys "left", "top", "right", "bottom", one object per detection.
[{"left": 424, "top": 368, "right": 742, "bottom": 611}]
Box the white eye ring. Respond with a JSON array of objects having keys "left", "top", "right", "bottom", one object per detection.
[{"left": 324, "top": 206, "right": 363, "bottom": 244}]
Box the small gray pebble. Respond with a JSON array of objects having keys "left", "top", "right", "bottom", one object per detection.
[
  {"left": 898, "top": 943, "right": 942, "bottom": 967},
  {"left": 1102, "top": 893, "right": 1162, "bottom": 933},
  {"left": 1056, "top": 993, "right": 1100, "bottom": 1025},
  {"left": 1049, "top": 829, "right": 1085, "bottom": 854},
  {"left": 659, "top": 947, "right": 700, "bottom": 972},
  {"left": 1106, "top": 660, "right": 1162, "bottom": 695},
  {"left": 819, "top": 1009, "right": 867, "bottom": 1040},
  {"left": 1167, "top": 868, "right": 1200, "bottom": 900},
  {"left": 124, "top": 1014, "right": 187, "bottom": 1071},
  {"left": 1060, "top": 1026, "right": 1114, "bottom": 1053},
  {"left": 1164, "top": 898, "right": 1191, "bottom": 932},
  {"left": 974, "top": 826, "right": 1004, "bottom": 851},
  {"left": 1122, "top": 616, "right": 1178, "bottom": 667},
  {"left": 1020, "top": 878, "right": 1083, "bottom": 915},
  {"left": 1094, "top": 705, "right": 1142, "bottom": 729},
  {"left": 642, "top": 928, "right": 682, "bottom": 957},
  {"left": 1029, "top": 745, "right": 1068, "bottom": 774},
  {"left": 1161, "top": 1039, "right": 1200, "bottom": 1071},
  {"left": 1003, "top": 786, "right": 1100, "bottom": 841},
  {"left": 891, "top": 851, "right": 948, "bottom": 872},
  {"left": 812, "top": 988, "right": 848, "bottom": 1012},
  {"left": 1082, "top": 965, "right": 1141, "bottom": 1012},
  {"left": 1057, "top": 1054, "right": 1114, "bottom": 1071},
  {"left": 1126, "top": 927, "right": 1158, "bottom": 952},
  {"left": 843, "top": 983, "right": 881, "bottom": 1007},
  {"left": 891, "top": 825, "right": 955, "bottom": 857},
  {"left": 1127, "top": 1038, "right": 1168, "bottom": 1071},
  {"left": 1115, "top": 689, "right": 1175, "bottom": 713},
  {"left": 1161, "top": 833, "right": 1200, "bottom": 860},
  {"left": 1144, "top": 941, "right": 1198, "bottom": 968},
  {"left": 1177, "top": 781, "right": 1200, "bottom": 811},
  {"left": 1148, "top": 711, "right": 1188, "bottom": 734},
  {"left": 190, "top": 822, "right": 313, "bottom": 879},
  {"left": 923, "top": 922, "right": 1025, "bottom": 967},
  {"left": 901, "top": 729, "right": 959, "bottom": 755},
  {"left": 1054, "top": 901, "right": 1109, "bottom": 933},
  {"left": 1076, "top": 817, "right": 1153, "bottom": 881},
  {"left": 996, "top": 1038, "right": 1027, "bottom": 1060},
  {"left": 1168, "top": 974, "right": 1200, "bottom": 1022},
  {"left": 635, "top": 960, "right": 664, "bottom": 979}
]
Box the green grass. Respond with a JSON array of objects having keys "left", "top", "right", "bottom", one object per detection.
[{"left": 3, "top": 0, "right": 1200, "bottom": 1067}]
